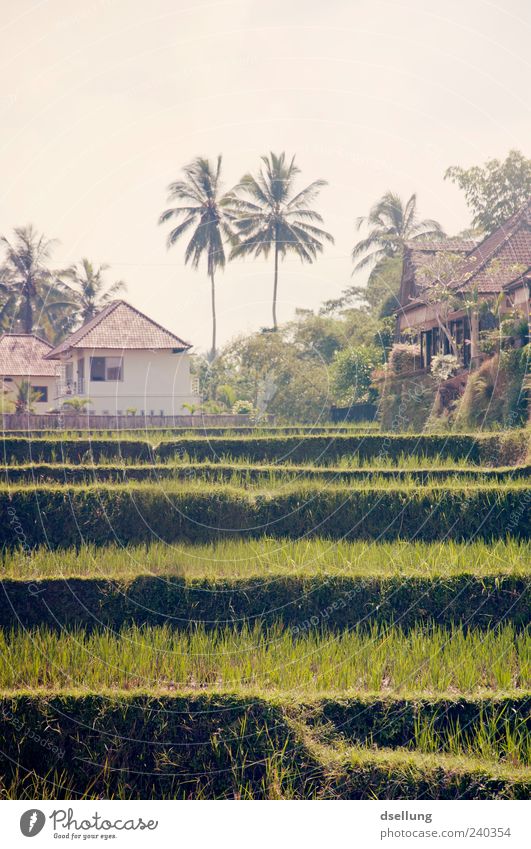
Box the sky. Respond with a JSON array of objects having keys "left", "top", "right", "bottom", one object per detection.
[{"left": 1, "top": 0, "right": 530, "bottom": 352}]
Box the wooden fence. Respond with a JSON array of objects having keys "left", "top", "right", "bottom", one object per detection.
[{"left": 0, "top": 413, "right": 262, "bottom": 431}]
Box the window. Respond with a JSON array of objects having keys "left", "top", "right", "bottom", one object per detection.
[
  {"left": 90, "top": 356, "right": 123, "bottom": 382},
  {"left": 32, "top": 386, "right": 48, "bottom": 403}
]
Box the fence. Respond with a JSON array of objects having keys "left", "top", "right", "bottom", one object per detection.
[
  {"left": 329, "top": 404, "right": 378, "bottom": 423},
  {"left": 0, "top": 413, "right": 262, "bottom": 431}
]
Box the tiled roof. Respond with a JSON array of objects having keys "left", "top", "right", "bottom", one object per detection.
[
  {"left": 399, "top": 239, "right": 477, "bottom": 308},
  {"left": 450, "top": 199, "right": 531, "bottom": 294},
  {"left": 399, "top": 199, "right": 531, "bottom": 311},
  {"left": 0, "top": 333, "right": 56, "bottom": 376},
  {"left": 46, "top": 300, "right": 192, "bottom": 358}
]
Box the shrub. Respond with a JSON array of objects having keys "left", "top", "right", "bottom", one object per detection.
[
  {"left": 388, "top": 344, "right": 421, "bottom": 376},
  {"left": 0, "top": 483, "right": 527, "bottom": 549},
  {"left": 431, "top": 354, "right": 460, "bottom": 382}
]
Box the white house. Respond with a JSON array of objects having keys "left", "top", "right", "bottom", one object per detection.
[
  {"left": 0, "top": 333, "right": 57, "bottom": 412},
  {"left": 45, "top": 300, "right": 200, "bottom": 415}
]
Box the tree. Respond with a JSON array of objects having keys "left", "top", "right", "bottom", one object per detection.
[
  {"left": 65, "top": 259, "right": 126, "bottom": 323},
  {"left": 445, "top": 150, "right": 531, "bottom": 233},
  {"left": 351, "top": 192, "right": 444, "bottom": 273},
  {"left": 14, "top": 380, "right": 44, "bottom": 413},
  {"left": 416, "top": 252, "right": 465, "bottom": 358},
  {"left": 229, "top": 152, "right": 334, "bottom": 330},
  {"left": 159, "top": 156, "right": 233, "bottom": 359},
  {"left": 331, "top": 344, "right": 382, "bottom": 404},
  {"left": 0, "top": 225, "right": 72, "bottom": 337},
  {"left": 62, "top": 397, "right": 92, "bottom": 412}
]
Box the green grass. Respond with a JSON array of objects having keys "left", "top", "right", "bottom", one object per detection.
[
  {"left": 1, "top": 693, "right": 528, "bottom": 799},
  {"left": 0, "top": 622, "right": 528, "bottom": 693},
  {"left": 3, "top": 459, "right": 528, "bottom": 487},
  {"left": 2, "top": 538, "right": 529, "bottom": 580}
]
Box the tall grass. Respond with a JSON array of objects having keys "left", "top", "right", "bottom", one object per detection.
[
  {"left": 0, "top": 623, "right": 528, "bottom": 692},
  {"left": 413, "top": 705, "right": 531, "bottom": 766},
  {"left": 1, "top": 538, "right": 529, "bottom": 579}
]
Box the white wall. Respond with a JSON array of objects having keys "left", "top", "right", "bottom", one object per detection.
[
  {"left": 2, "top": 375, "right": 56, "bottom": 413},
  {"left": 58, "top": 348, "right": 199, "bottom": 415}
]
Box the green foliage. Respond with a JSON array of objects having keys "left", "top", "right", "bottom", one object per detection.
[
  {"left": 379, "top": 373, "right": 437, "bottom": 432},
  {"left": 228, "top": 152, "right": 333, "bottom": 329},
  {"left": 0, "top": 481, "right": 527, "bottom": 548},
  {"left": 1, "top": 430, "right": 527, "bottom": 465},
  {"left": 331, "top": 344, "right": 382, "bottom": 403},
  {"left": 0, "top": 225, "right": 73, "bottom": 340},
  {"left": 1, "top": 571, "right": 528, "bottom": 631},
  {"left": 431, "top": 354, "right": 460, "bottom": 382},
  {"left": 352, "top": 192, "right": 444, "bottom": 272},
  {"left": 445, "top": 150, "right": 531, "bottom": 232},
  {"left": 14, "top": 381, "right": 44, "bottom": 413},
  {"left": 231, "top": 399, "right": 255, "bottom": 415},
  {"left": 456, "top": 348, "right": 529, "bottom": 429},
  {"left": 62, "top": 396, "right": 92, "bottom": 412},
  {"left": 64, "top": 258, "right": 126, "bottom": 323},
  {"left": 159, "top": 156, "right": 233, "bottom": 356},
  {"left": 0, "top": 694, "right": 527, "bottom": 799}
]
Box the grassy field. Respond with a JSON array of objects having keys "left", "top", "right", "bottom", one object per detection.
[
  {"left": 0, "top": 622, "right": 528, "bottom": 692},
  {"left": 1, "top": 538, "right": 529, "bottom": 579},
  {"left": 0, "top": 426, "right": 529, "bottom": 798}
]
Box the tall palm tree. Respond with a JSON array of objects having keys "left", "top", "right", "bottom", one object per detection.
[
  {"left": 0, "top": 225, "right": 72, "bottom": 337},
  {"left": 352, "top": 192, "right": 445, "bottom": 273},
  {"left": 159, "top": 156, "right": 232, "bottom": 359},
  {"left": 229, "top": 152, "right": 334, "bottom": 330},
  {"left": 65, "top": 258, "right": 126, "bottom": 323}
]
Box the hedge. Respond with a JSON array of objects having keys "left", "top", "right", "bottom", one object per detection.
[
  {"left": 303, "top": 694, "right": 531, "bottom": 751},
  {"left": 0, "top": 438, "right": 154, "bottom": 464},
  {"left": 3, "top": 462, "right": 529, "bottom": 486},
  {"left": 0, "top": 484, "right": 527, "bottom": 547},
  {"left": 0, "top": 694, "right": 527, "bottom": 799},
  {"left": 1, "top": 430, "right": 529, "bottom": 466},
  {"left": 1, "top": 574, "right": 528, "bottom": 631}
]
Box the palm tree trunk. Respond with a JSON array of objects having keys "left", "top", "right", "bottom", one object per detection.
[
  {"left": 23, "top": 290, "right": 33, "bottom": 333},
  {"left": 272, "top": 235, "right": 279, "bottom": 331},
  {"left": 209, "top": 271, "right": 217, "bottom": 359}
]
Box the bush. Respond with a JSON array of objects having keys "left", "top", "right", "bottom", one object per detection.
[
  {"left": 0, "top": 483, "right": 527, "bottom": 548},
  {"left": 332, "top": 345, "right": 382, "bottom": 404},
  {"left": 388, "top": 344, "right": 421, "bottom": 376},
  {"left": 456, "top": 349, "right": 529, "bottom": 429},
  {"left": 1, "top": 573, "right": 528, "bottom": 631},
  {"left": 0, "top": 694, "right": 527, "bottom": 799},
  {"left": 431, "top": 354, "right": 460, "bottom": 382}
]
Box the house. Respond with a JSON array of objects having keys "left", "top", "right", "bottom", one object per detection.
[
  {"left": 396, "top": 199, "right": 531, "bottom": 370},
  {"left": 0, "top": 333, "right": 57, "bottom": 412},
  {"left": 45, "top": 300, "right": 200, "bottom": 415}
]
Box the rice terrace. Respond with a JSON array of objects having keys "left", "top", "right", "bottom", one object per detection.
[{"left": 0, "top": 424, "right": 529, "bottom": 800}]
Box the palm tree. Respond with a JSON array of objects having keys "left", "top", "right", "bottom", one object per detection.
[
  {"left": 62, "top": 397, "right": 92, "bottom": 412},
  {"left": 0, "top": 225, "right": 72, "bottom": 337},
  {"left": 351, "top": 192, "right": 445, "bottom": 273},
  {"left": 159, "top": 156, "right": 232, "bottom": 359},
  {"left": 65, "top": 259, "right": 126, "bottom": 323},
  {"left": 229, "top": 152, "right": 334, "bottom": 330},
  {"left": 14, "top": 380, "right": 43, "bottom": 413}
]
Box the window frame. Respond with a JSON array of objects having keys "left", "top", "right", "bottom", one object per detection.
[{"left": 90, "top": 356, "right": 124, "bottom": 382}]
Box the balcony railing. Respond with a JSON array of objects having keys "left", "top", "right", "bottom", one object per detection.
[{"left": 56, "top": 378, "right": 84, "bottom": 397}]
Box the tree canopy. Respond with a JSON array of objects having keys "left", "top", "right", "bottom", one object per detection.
[{"left": 445, "top": 150, "right": 531, "bottom": 233}]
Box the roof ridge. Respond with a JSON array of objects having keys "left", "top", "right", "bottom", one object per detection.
[
  {"left": 451, "top": 201, "right": 531, "bottom": 290},
  {"left": 45, "top": 299, "right": 191, "bottom": 358},
  {"left": 0, "top": 332, "right": 53, "bottom": 347}
]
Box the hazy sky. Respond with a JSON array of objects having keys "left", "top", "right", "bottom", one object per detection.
[{"left": 1, "top": 0, "right": 530, "bottom": 351}]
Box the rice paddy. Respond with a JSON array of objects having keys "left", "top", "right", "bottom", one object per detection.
[{"left": 0, "top": 426, "right": 529, "bottom": 798}]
